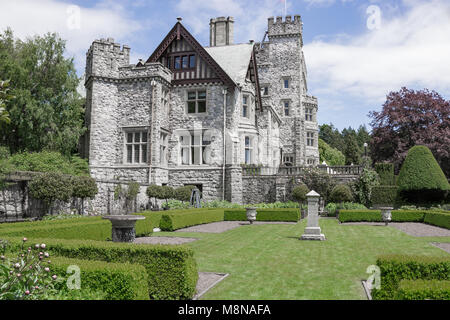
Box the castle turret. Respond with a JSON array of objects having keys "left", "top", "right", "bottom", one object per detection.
[{"left": 85, "top": 38, "right": 130, "bottom": 79}]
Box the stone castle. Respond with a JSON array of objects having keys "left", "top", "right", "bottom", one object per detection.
[{"left": 82, "top": 15, "right": 320, "bottom": 212}]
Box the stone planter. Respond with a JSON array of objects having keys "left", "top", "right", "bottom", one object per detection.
[
  {"left": 102, "top": 215, "right": 146, "bottom": 242},
  {"left": 245, "top": 207, "right": 258, "bottom": 224},
  {"left": 379, "top": 207, "right": 393, "bottom": 226}
]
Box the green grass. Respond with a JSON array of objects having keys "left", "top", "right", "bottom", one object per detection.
[{"left": 156, "top": 219, "right": 448, "bottom": 300}]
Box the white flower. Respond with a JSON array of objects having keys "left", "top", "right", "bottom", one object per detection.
[
  {"left": 44, "top": 267, "right": 50, "bottom": 272},
  {"left": 40, "top": 244, "right": 46, "bottom": 249},
  {"left": 44, "top": 252, "right": 49, "bottom": 257},
  {"left": 14, "top": 263, "right": 20, "bottom": 269}
]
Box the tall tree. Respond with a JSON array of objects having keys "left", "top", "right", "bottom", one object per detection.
[
  {"left": 369, "top": 87, "right": 450, "bottom": 176},
  {"left": 319, "top": 123, "right": 345, "bottom": 153},
  {"left": 343, "top": 133, "right": 361, "bottom": 165},
  {"left": 0, "top": 28, "right": 85, "bottom": 156},
  {"left": 0, "top": 80, "right": 11, "bottom": 126}
]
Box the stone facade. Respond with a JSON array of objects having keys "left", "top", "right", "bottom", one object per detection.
[{"left": 82, "top": 15, "right": 321, "bottom": 213}]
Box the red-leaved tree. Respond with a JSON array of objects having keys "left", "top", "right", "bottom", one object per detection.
[{"left": 369, "top": 87, "right": 450, "bottom": 177}]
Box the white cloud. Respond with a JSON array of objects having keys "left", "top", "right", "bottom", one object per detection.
[
  {"left": 0, "top": 0, "right": 143, "bottom": 75},
  {"left": 304, "top": 0, "right": 450, "bottom": 107},
  {"left": 303, "top": 0, "right": 354, "bottom": 7}
]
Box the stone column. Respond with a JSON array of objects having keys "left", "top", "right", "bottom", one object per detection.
[{"left": 301, "top": 190, "right": 326, "bottom": 241}]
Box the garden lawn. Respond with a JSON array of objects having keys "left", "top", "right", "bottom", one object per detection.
[{"left": 156, "top": 219, "right": 449, "bottom": 300}]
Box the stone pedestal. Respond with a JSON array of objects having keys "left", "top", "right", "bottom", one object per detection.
[
  {"left": 246, "top": 207, "right": 257, "bottom": 224},
  {"left": 380, "top": 207, "right": 393, "bottom": 226},
  {"left": 102, "top": 215, "right": 146, "bottom": 242},
  {"left": 301, "top": 190, "right": 325, "bottom": 241}
]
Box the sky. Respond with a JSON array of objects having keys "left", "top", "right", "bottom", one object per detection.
[{"left": 0, "top": 0, "right": 449, "bottom": 131}]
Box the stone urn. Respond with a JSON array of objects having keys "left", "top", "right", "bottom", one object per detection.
[
  {"left": 102, "top": 215, "right": 146, "bottom": 242},
  {"left": 379, "top": 207, "right": 393, "bottom": 226},
  {"left": 245, "top": 207, "right": 258, "bottom": 224}
]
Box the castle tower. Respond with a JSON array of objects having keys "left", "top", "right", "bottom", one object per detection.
[
  {"left": 84, "top": 38, "right": 131, "bottom": 165},
  {"left": 256, "top": 15, "right": 319, "bottom": 166}
]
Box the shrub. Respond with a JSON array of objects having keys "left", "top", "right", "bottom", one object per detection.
[
  {"left": 224, "top": 208, "right": 300, "bottom": 222},
  {"left": 1, "top": 237, "right": 198, "bottom": 300},
  {"left": 146, "top": 185, "right": 162, "bottom": 209},
  {"left": 374, "top": 163, "right": 395, "bottom": 185},
  {"left": 0, "top": 239, "right": 57, "bottom": 300},
  {"left": 329, "top": 184, "right": 353, "bottom": 203},
  {"left": 397, "top": 145, "right": 450, "bottom": 205},
  {"left": 0, "top": 146, "right": 10, "bottom": 159},
  {"left": 325, "top": 202, "right": 367, "bottom": 216},
  {"left": 28, "top": 172, "right": 73, "bottom": 216},
  {"left": 7, "top": 151, "right": 89, "bottom": 176},
  {"left": 372, "top": 254, "right": 450, "bottom": 300},
  {"left": 397, "top": 279, "right": 450, "bottom": 300},
  {"left": 301, "top": 168, "right": 336, "bottom": 201},
  {"left": 50, "top": 256, "right": 149, "bottom": 300},
  {"left": 174, "top": 185, "right": 196, "bottom": 202},
  {"left": 424, "top": 211, "right": 450, "bottom": 229},
  {"left": 371, "top": 185, "right": 399, "bottom": 207},
  {"left": 350, "top": 168, "right": 380, "bottom": 207},
  {"left": 318, "top": 139, "right": 345, "bottom": 166},
  {"left": 160, "top": 186, "right": 175, "bottom": 208},
  {"left": 291, "top": 185, "right": 309, "bottom": 206},
  {"left": 159, "top": 209, "right": 224, "bottom": 231},
  {"left": 71, "top": 176, "right": 98, "bottom": 215}
]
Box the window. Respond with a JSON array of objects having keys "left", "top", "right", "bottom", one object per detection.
[
  {"left": 283, "top": 78, "right": 290, "bottom": 89},
  {"left": 174, "top": 56, "right": 181, "bottom": 69},
  {"left": 305, "top": 107, "right": 313, "bottom": 121},
  {"left": 160, "top": 132, "right": 168, "bottom": 166},
  {"left": 187, "top": 90, "right": 206, "bottom": 114},
  {"left": 244, "top": 136, "right": 253, "bottom": 164},
  {"left": 284, "top": 101, "right": 290, "bottom": 116},
  {"left": 262, "top": 86, "right": 269, "bottom": 96},
  {"left": 161, "top": 89, "right": 169, "bottom": 114},
  {"left": 307, "top": 159, "right": 316, "bottom": 166},
  {"left": 189, "top": 55, "right": 196, "bottom": 68},
  {"left": 283, "top": 154, "right": 294, "bottom": 166},
  {"left": 125, "top": 131, "right": 148, "bottom": 164},
  {"left": 180, "top": 131, "right": 211, "bottom": 165},
  {"left": 307, "top": 132, "right": 315, "bottom": 147},
  {"left": 242, "top": 95, "right": 249, "bottom": 118},
  {"left": 171, "top": 54, "right": 196, "bottom": 70}
]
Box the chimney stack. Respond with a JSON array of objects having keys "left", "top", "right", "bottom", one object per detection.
[{"left": 210, "top": 16, "right": 234, "bottom": 46}]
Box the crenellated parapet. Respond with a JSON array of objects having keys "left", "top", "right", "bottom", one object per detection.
[
  {"left": 86, "top": 38, "right": 131, "bottom": 79},
  {"left": 267, "top": 15, "right": 303, "bottom": 44}
]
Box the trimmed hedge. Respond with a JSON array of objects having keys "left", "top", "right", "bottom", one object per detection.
[
  {"left": 159, "top": 209, "right": 224, "bottom": 231},
  {"left": 371, "top": 185, "right": 399, "bottom": 207},
  {"left": 51, "top": 256, "right": 149, "bottom": 300},
  {"left": 424, "top": 211, "right": 450, "bottom": 229},
  {"left": 397, "top": 279, "right": 450, "bottom": 300},
  {"left": 1, "top": 237, "right": 198, "bottom": 300},
  {"left": 0, "top": 218, "right": 154, "bottom": 240},
  {"left": 372, "top": 255, "right": 450, "bottom": 300},
  {"left": 338, "top": 209, "right": 448, "bottom": 227},
  {"left": 224, "top": 208, "right": 300, "bottom": 222}
]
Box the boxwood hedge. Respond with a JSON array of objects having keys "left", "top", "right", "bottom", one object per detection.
[
  {"left": 51, "top": 256, "right": 149, "bottom": 300},
  {"left": 424, "top": 211, "right": 450, "bottom": 229},
  {"left": 1, "top": 237, "right": 198, "bottom": 300},
  {"left": 397, "top": 279, "right": 450, "bottom": 300},
  {"left": 224, "top": 208, "right": 300, "bottom": 222},
  {"left": 338, "top": 209, "right": 445, "bottom": 225},
  {"left": 159, "top": 209, "right": 224, "bottom": 231},
  {"left": 372, "top": 254, "right": 450, "bottom": 300}
]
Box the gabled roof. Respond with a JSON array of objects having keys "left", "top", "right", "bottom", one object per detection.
[
  {"left": 146, "top": 22, "right": 235, "bottom": 88},
  {"left": 204, "top": 44, "right": 253, "bottom": 85}
]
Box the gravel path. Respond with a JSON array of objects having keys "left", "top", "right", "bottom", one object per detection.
[
  {"left": 134, "top": 236, "right": 199, "bottom": 245},
  {"left": 175, "top": 221, "right": 297, "bottom": 233},
  {"left": 430, "top": 242, "right": 450, "bottom": 254},
  {"left": 194, "top": 272, "right": 229, "bottom": 300},
  {"left": 341, "top": 222, "right": 450, "bottom": 237}
]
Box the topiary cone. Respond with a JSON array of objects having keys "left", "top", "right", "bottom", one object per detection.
[{"left": 397, "top": 145, "right": 449, "bottom": 204}]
